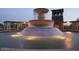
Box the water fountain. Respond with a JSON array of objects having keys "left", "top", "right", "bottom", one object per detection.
[{"left": 11, "top": 8, "right": 73, "bottom": 49}]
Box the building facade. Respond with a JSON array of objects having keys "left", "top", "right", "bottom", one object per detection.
[
  {"left": 4, "top": 21, "right": 28, "bottom": 31},
  {"left": 64, "top": 21, "right": 79, "bottom": 31}
]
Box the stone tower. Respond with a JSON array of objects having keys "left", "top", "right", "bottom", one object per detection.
[{"left": 51, "top": 9, "right": 64, "bottom": 30}]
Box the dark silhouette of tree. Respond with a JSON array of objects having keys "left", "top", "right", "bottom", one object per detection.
[
  {"left": 76, "top": 18, "right": 79, "bottom": 21},
  {"left": 0, "top": 23, "right": 3, "bottom": 28}
]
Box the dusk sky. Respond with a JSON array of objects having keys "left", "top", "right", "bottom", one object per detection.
[{"left": 0, "top": 8, "right": 79, "bottom": 23}]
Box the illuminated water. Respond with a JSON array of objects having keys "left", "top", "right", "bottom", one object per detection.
[{"left": 0, "top": 32, "right": 79, "bottom": 49}]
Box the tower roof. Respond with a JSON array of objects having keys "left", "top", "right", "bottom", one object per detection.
[{"left": 52, "top": 9, "right": 64, "bottom": 12}]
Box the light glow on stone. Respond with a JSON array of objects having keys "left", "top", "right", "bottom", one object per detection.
[
  {"left": 24, "top": 36, "right": 38, "bottom": 40},
  {"left": 52, "top": 36, "right": 65, "bottom": 40},
  {"left": 11, "top": 32, "right": 22, "bottom": 38}
]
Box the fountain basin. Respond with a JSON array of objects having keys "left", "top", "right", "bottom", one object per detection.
[
  {"left": 29, "top": 20, "right": 54, "bottom": 27},
  {"left": 11, "top": 26, "right": 66, "bottom": 49}
]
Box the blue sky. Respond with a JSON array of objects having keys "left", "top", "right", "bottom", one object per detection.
[{"left": 0, "top": 8, "right": 79, "bottom": 23}]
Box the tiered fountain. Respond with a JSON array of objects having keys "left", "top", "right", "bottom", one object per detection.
[{"left": 11, "top": 8, "right": 73, "bottom": 49}]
